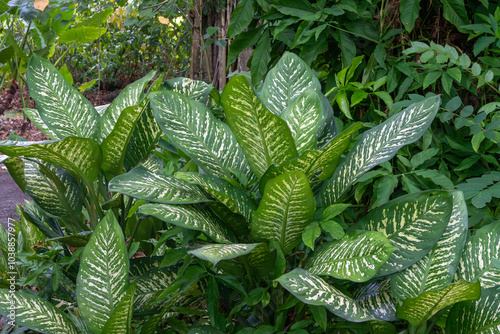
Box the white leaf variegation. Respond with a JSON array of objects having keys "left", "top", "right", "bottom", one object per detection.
[
  {"left": 123, "top": 102, "right": 162, "bottom": 171},
  {"left": 176, "top": 172, "right": 256, "bottom": 221},
  {"left": 280, "top": 90, "right": 322, "bottom": 154},
  {"left": 139, "top": 204, "right": 230, "bottom": 243},
  {"left": 163, "top": 77, "right": 215, "bottom": 103},
  {"left": 391, "top": 191, "right": 468, "bottom": 300},
  {"left": 318, "top": 95, "right": 441, "bottom": 206},
  {"left": 251, "top": 171, "right": 315, "bottom": 254},
  {"left": 353, "top": 278, "right": 399, "bottom": 321},
  {"left": 276, "top": 268, "right": 376, "bottom": 322},
  {"left": 23, "top": 108, "right": 60, "bottom": 139},
  {"left": 109, "top": 166, "right": 211, "bottom": 204},
  {"left": 150, "top": 90, "right": 251, "bottom": 180},
  {"left": 221, "top": 74, "right": 298, "bottom": 178},
  {"left": 188, "top": 243, "right": 260, "bottom": 265},
  {"left": 349, "top": 190, "right": 453, "bottom": 275},
  {"left": 260, "top": 52, "right": 322, "bottom": 115},
  {"left": 98, "top": 71, "right": 156, "bottom": 141},
  {"left": 307, "top": 230, "right": 395, "bottom": 282},
  {"left": 459, "top": 220, "right": 500, "bottom": 288},
  {"left": 0, "top": 137, "right": 102, "bottom": 184},
  {"left": 76, "top": 212, "right": 129, "bottom": 334},
  {"left": 134, "top": 266, "right": 178, "bottom": 313},
  {"left": 27, "top": 54, "right": 100, "bottom": 140},
  {"left": 102, "top": 282, "right": 136, "bottom": 334},
  {"left": 24, "top": 159, "right": 83, "bottom": 217},
  {"left": 0, "top": 289, "right": 78, "bottom": 334},
  {"left": 446, "top": 286, "right": 500, "bottom": 334},
  {"left": 396, "top": 281, "right": 481, "bottom": 329}
]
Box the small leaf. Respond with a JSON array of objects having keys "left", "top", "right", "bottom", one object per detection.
[{"left": 302, "top": 222, "right": 321, "bottom": 250}]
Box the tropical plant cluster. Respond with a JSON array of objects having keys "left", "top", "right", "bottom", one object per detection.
[{"left": 0, "top": 0, "right": 499, "bottom": 333}]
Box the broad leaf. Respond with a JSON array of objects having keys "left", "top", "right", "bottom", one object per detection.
[
  {"left": 76, "top": 212, "right": 129, "bottom": 334},
  {"left": 0, "top": 137, "right": 102, "bottom": 184},
  {"left": 150, "top": 90, "right": 251, "bottom": 180},
  {"left": 102, "top": 282, "right": 136, "bottom": 334},
  {"left": 307, "top": 230, "right": 395, "bottom": 282},
  {"left": 23, "top": 159, "right": 83, "bottom": 217},
  {"left": 354, "top": 278, "right": 398, "bottom": 321},
  {"left": 27, "top": 54, "right": 100, "bottom": 140},
  {"left": 221, "top": 74, "right": 298, "bottom": 178},
  {"left": 163, "top": 77, "right": 214, "bottom": 104},
  {"left": 0, "top": 289, "right": 78, "bottom": 334},
  {"left": 176, "top": 172, "right": 257, "bottom": 221},
  {"left": 460, "top": 221, "right": 500, "bottom": 288},
  {"left": 391, "top": 191, "right": 468, "bottom": 300},
  {"left": 188, "top": 243, "right": 260, "bottom": 265},
  {"left": 109, "top": 166, "right": 211, "bottom": 204},
  {"left": 399, "top": 0, "right": 420, "bottom": 32},
  {"left": 396, "top": 281, "right": 481, "bottom": 328},
  {"left": 260, "top": 122, "right": 363, "bottom": 193},
  {"left": 251, "top": 171, "right": 315, "bottom": 254},
  {"left": 276, "top": 268, "right": 376, "bottom": 322},
  {"left": 350, "top": 191, "right": 453, "bottom": 275},
  {"left": 23, "top": 108, "right": 59, "bottom": 139},
  {"left": 98, "top": 71, "right": 155, "bottom": 141},
  {"left": 280, "top": 89, "right": 322, "bottom": 154},
  {"left": 101, "top": 99, "right": 152, "bottom": 179},
  {"left": 318, "top": 95, "right": 440, "bottom": 206},
  {"left": 139, "top": 204, "right": 230, "bottom": 243},
  {"left": 227, "top": 0, "right": 254, "bottom": 39},
  {"left": 446, "top": 286, "right": 500, "bottom": 334},
  {"left": 3, "top": 156, "right": 26, "bottom": 192},
  {"left": 260, "top": 52, "right": 322, "bottom": 115},
  {"left": 123, "top": 101, "right": 162, "bottom": 171}
]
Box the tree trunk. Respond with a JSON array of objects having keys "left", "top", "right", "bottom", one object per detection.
[{"left": 189, "top": 0, "right": 252, "bottom": 90}]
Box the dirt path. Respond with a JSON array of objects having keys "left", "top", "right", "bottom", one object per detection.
[{"left": 0, "top": 165, "right": 31, "bottom": 229}]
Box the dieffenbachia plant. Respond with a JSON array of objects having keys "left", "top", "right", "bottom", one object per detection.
[{"left": 0, "top": 52, "right": 498, "bottom": 333}]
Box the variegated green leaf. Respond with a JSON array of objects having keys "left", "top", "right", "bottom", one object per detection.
[
  {"left": 21, "top": 201, "right": 62, "bottom": 238},
  {"left": 260, "top": 122, "right": 363, "bottom": 193},
  {"left": 350, "top": 191, "right": 453, "bottom": 275},
  {"left": 260, "top": 52, "right": 322, "bottom": 116},
  {"left": 123, "top": 102, "right": 162, "bottom": 171},
  {"left": 150, "top": 90, "right": 251, "bottom": 180},
  {"left": 101, "top": 98, "right": 151, "bottom": 179},
  {"left": 23, "top": 108, "right": 60, "bottom": 139},
  {"left": 95, "top": 104, "right": 109, "bottom": 116},
  {"left": 0, "top": 137, "right": 102, "bottom": 184},
  {"left": 188, "top": 243, "right": 260, "bottom": 265},
  {"left": 3, "top": 156, "right": 26, "bottom": 192},
  {"left": 188, "top": 326, "right": 224, "bottom": 334},
  {"left": 280, "top": 90, "right": 322, "bottom": 154},
  {"left": 176, "top": 172, "right": 256, "bottom": 221},
  {"left": 109, "top": 166, "right": 211, "bottom": 204},
  {"left": 446, "top": 287, "right": 500, "bottom": 334},
  {"left": 221, "top": 74, "right": 298, "bottom": 178},
  {"left": 318, "top": 95, "right": 441, "bottom": 206},
  {"left": 98, "top": 71, "right": 155, "bottom": 141},
  {"left": 396, "top": 281, "right": 481, "bottom": 328},
  {"left": 23, "top": 159, "right": 83, "bottom": 217},
  {"left": 76, "top": 212, "right": 129, "bottom": 334},
  {"left": 139, "top": 204, "right": 230, "bottom": 243},
  {"left": 276, "top": 268, "right": 376, "bottom": 322},
  {"left": 354, "top": 279, "right": 398, "bottom": 322},
  {"left": 102, "top": 282, "right": 136, "bottom": 334},
  {"left": 307, "top": 230, "right": 395, "bottom": 282},
  {"left": 134, "top": 266, "right": 178, "bottom": 313},
  {"left": 251, "top": 171, "right": 315, "bottom": 254},
  {"left": 391, "top": 191, "right": 468, "bottom": 300},
  {"left": 460, "top": 221, "right": 500, "bottom": 288},
  {"left": 0, "top": 289, "right": 78, "bottom": 334},
  {"left": 47, "top": 231, "right": 92, "bottom": 247},
  {"left": 27, "top": 54, "right": 100, "bottom": 140},
  {"left": 163, "top": 77, "right": 214, "bottom": 103}
]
